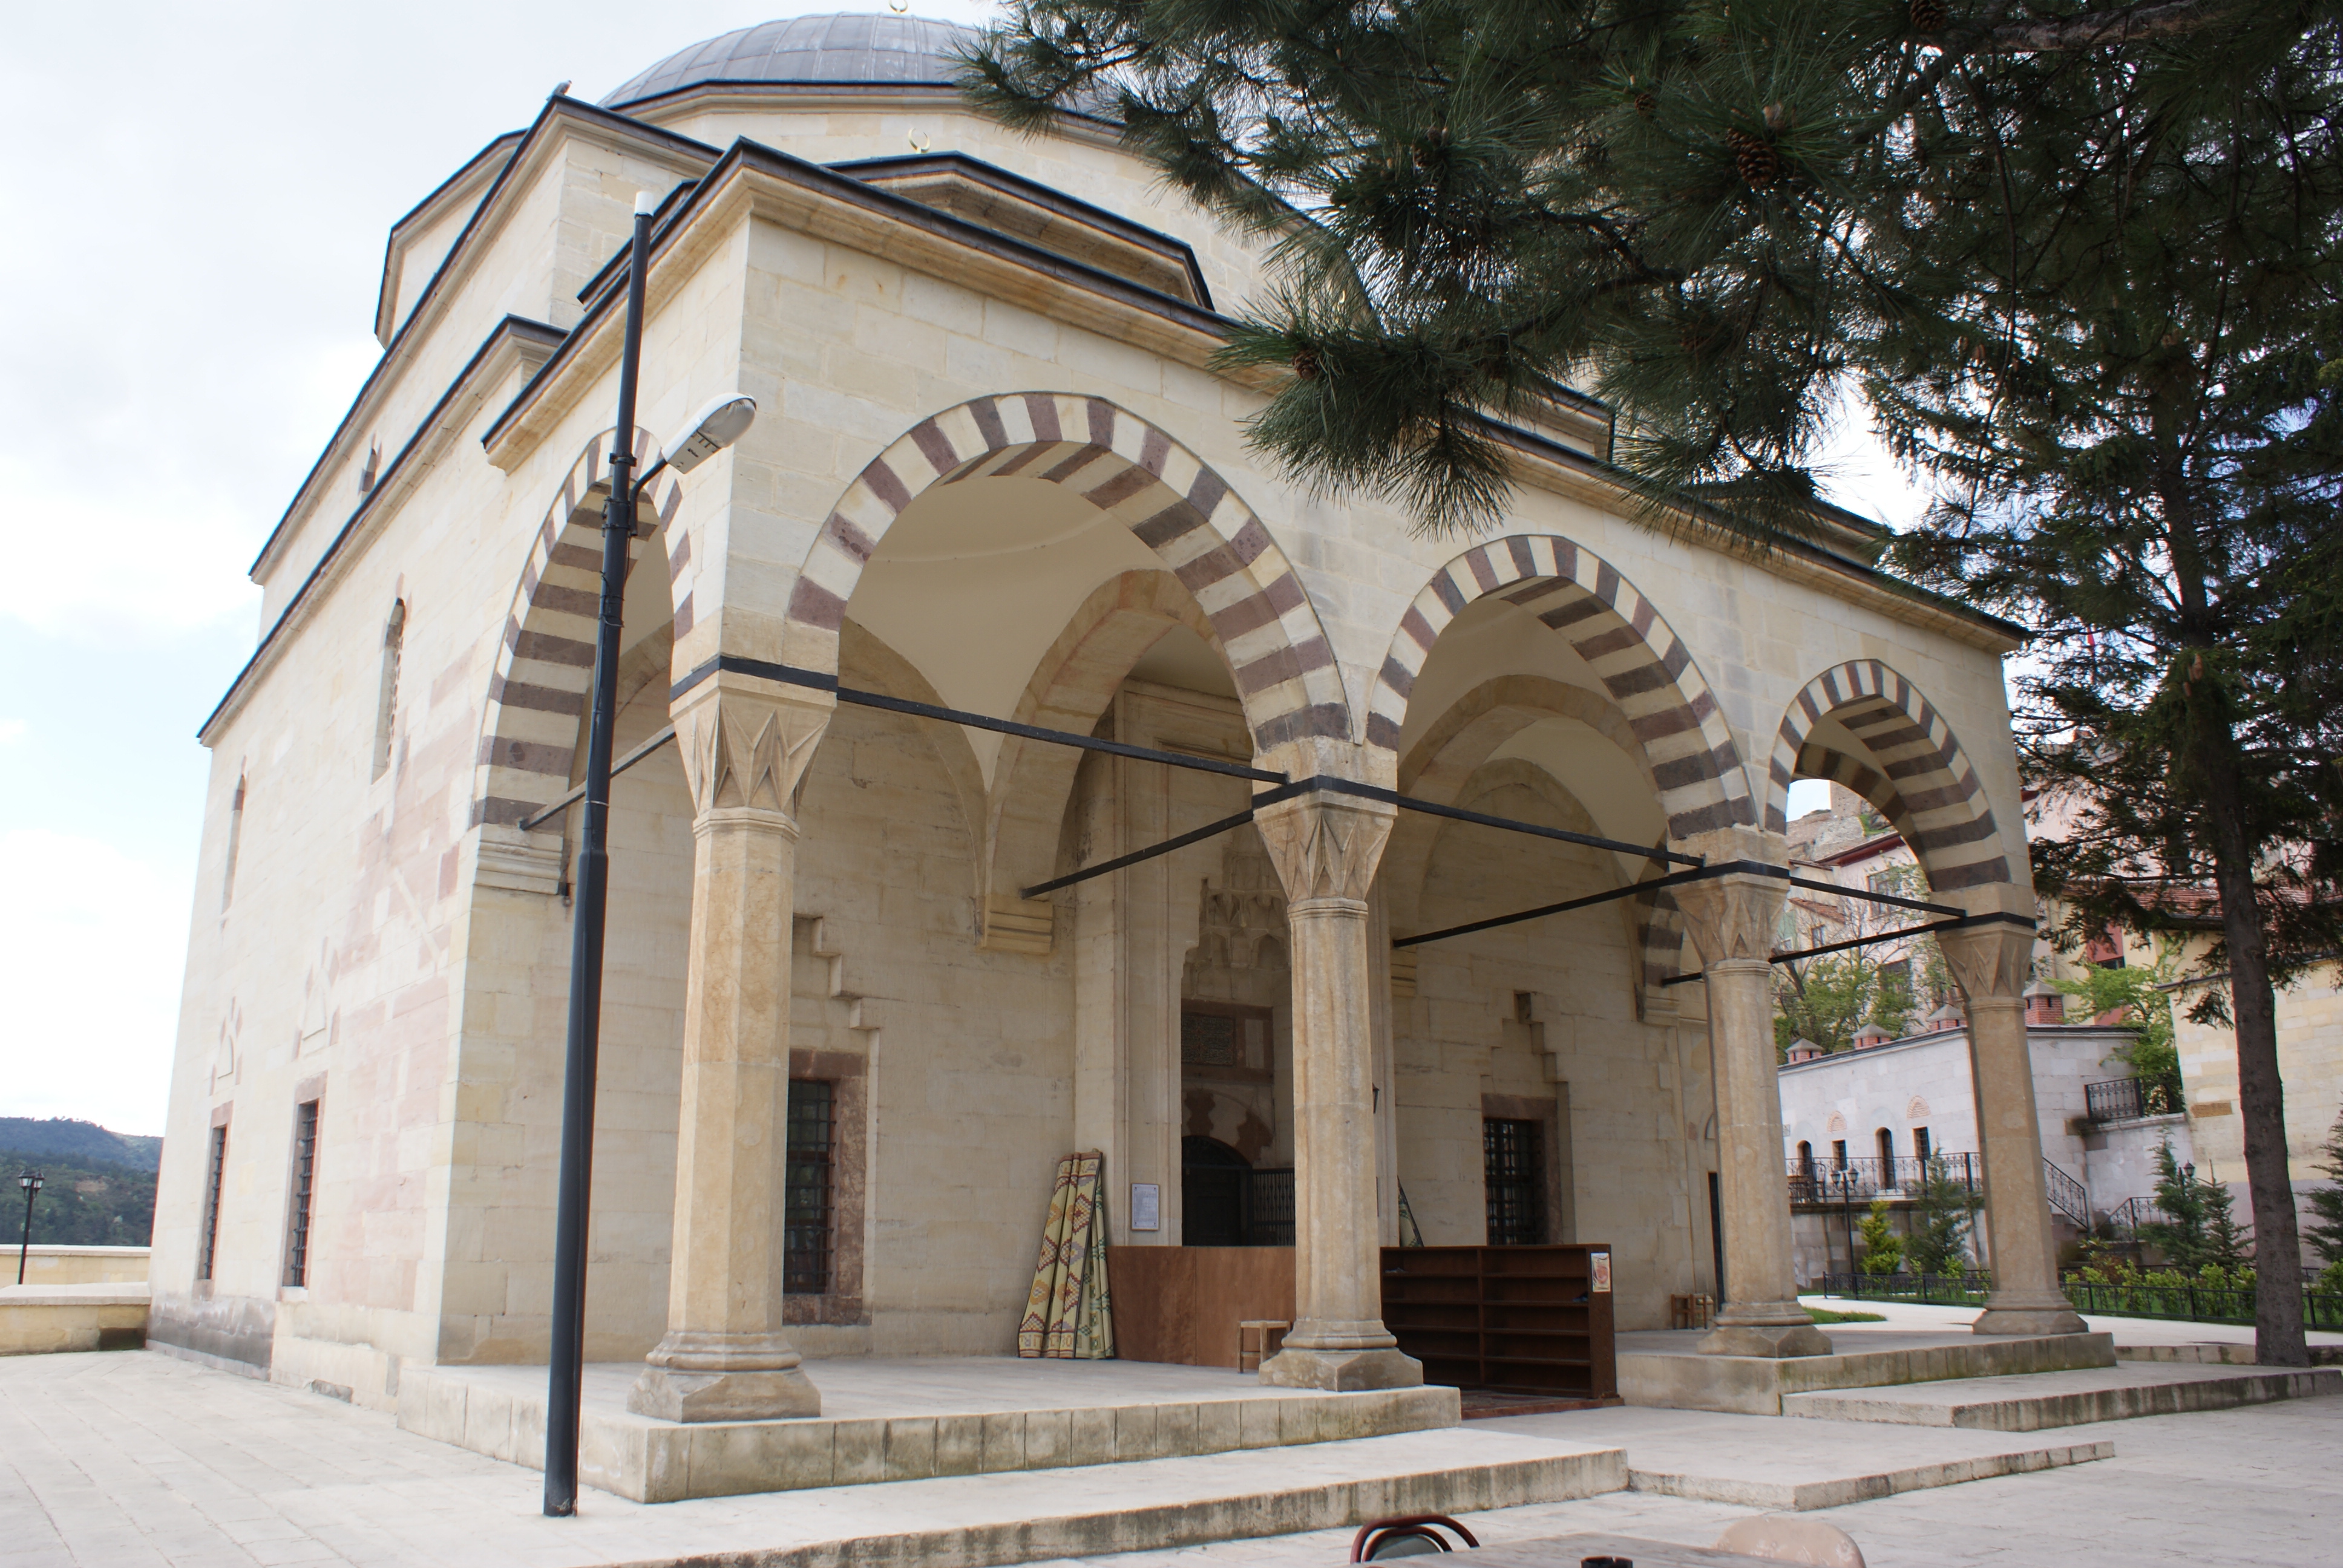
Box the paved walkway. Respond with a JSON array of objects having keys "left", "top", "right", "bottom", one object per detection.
[{"left": 2, "top": 1348, "right": 2335, "bottom": 1567}]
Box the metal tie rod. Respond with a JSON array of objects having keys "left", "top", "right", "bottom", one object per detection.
[
  {"left": 673, "top": 653, "right": 1285, "bottom": 784},
  {"left": 518, "top": 725, "right": 678, "bottom": 832},
  {"left": 1659, "top": 908, "right": 2036, "bottom": 987}
]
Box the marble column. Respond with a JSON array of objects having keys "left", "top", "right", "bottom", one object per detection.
[
  {"left": 1939, "top": 921, "right": 2089, "bottom": 1336},
  {"left": 1676, "top": 845, "right": 1831, "bottom": 1359},
  {"left": 1253, "top": 789, "right": 1421, "bottom": 1391},
  {"left": 629, "top": 677, "right": 833, "bottom": 1422}
]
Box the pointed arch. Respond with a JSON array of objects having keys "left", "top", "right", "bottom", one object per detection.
[
  {"left": 780, "top": 393, "right": 1350, "bottom": 754},
  {"left": 1767, "top": 660, "right": 2011, "bottom": 889},
  {"left": 471, "top": 427, "right": 682, "bottom": 829},
  {"left": 1367, "top": 535, "right": 1754, "bottom": 841}
]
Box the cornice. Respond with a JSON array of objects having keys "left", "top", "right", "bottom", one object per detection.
[
  {"left": 618, "top": 80, "right": 1129, "bottom": 154},
  {"left": 249, "top": 97, "right": 721, "bottom": 586},
  {"left": 200, "top": 317, "right": 564, "bottom": 745}
]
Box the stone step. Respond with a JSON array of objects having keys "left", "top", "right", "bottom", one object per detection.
[
  {"left": 2118, "top": 1342, "right": 2343, "bottom": 1367},
  {"left": 1782, "top": 1362, "right": 2342, "bottom": 1430},
  {"left": 398, "top": 1359, "right": 1462, "bottom": 1503},
  {"left": 617, "top": 1429, "right": 1625, "bottom": 1567},
  {"left": 1618, "top": 1330, "right": 2116, "bottom": 1416},
  {"left": 1475, "top": 1402, "right": 2113, "bottom": 1515}
]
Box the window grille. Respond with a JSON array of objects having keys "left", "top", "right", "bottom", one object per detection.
[
  {"left": 1483, "top": 1118, "right": 1545, "bottom": 1246},
  {"left": 198, "top": 1124, "right": 228, "bottom": 1282},
  {"left": 284, "top": 1100, "right": 320, "bottom": 1287},
  {"left": 784, "top": 1080, "right": 834, "bottom": 1295},
  {"left": 1180, "top": 1011, "right": 1239, "bottom": 1068}
]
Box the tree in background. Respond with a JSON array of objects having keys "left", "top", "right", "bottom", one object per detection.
[
  {"left": 1904, "top": 1157, "right": 1977, "bottom": 1276},
  {"left": 1857, "top": 1198, "right": 1904, "bottom": 1276},
  {"left": 964, "top": 0, "right": 2343, "bottom": 1367},
  {"left": 2054, "top": 950, "right": 2183, "bottom": 1112},
  {"left": 2139, "top": 1140, "right": 2250, "bottom": 1272},
  {"left": 2305, "top": 1112, "right": 2343, "bottom": 1270},
  {"left": 1774, "top": 862, "right": 1942, "bottom": 1053}
]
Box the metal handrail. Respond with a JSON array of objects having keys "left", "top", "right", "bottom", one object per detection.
[
  {"left": 2109, "top": 1195, "right": 2177, "bottom": 1237},
  {"left": 2043, "top": 1158, "right": 2091, "bottom": 1226}
]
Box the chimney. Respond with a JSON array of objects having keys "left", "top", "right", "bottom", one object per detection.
[
  {"left": 2024, "top": 977, "right": 2065, "bottom": 1027},
  {"left": 1925, "top": 1002, "right": 1965, "bottom": 1034},
  {"left": 1852, "top": 1022, "right": 1892, "bottom": 1050},
  {"left": 1786, "top": 1037, "right": 1824, "bottom": 1062}
]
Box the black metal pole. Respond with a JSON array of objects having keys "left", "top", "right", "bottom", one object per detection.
[
  {"left": 545, "top": 199, "right": 652, "bottom": 1519},
  {"left": 17, "top": 1173, "right": 38, "bottom": 1284}
]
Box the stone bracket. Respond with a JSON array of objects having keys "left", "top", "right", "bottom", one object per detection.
[{"left": 979, "top": 895, "right": 1054, "bottom": 955}]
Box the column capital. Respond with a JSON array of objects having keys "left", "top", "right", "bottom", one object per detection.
[
  {"left": 1938, "top": 920, "right": 2036, "bottom": 1004},
  {"left": 1253, "top": 791, "right": 1396, "bottom": 907},
  {"left": 1673, "top": 870, "right": 1788, "bottom": 967},
  {"left": 671, "top": 674, "right": 835, "bottom": 820}
]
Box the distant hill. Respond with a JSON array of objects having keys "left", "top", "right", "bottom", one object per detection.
[
  {"left": 0, "top": 1118, "right": 163, "bottom": 1173},
  {"left": 0, "top": 1120, "right": 162, "bottom": 1247}
]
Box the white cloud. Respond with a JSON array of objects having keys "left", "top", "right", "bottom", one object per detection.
[
  {"left": 0, "top": 829, "right": 189, "bottom": 1134},
  {"left": 0, "top": 719, "right": 25, "bottom": 745}
]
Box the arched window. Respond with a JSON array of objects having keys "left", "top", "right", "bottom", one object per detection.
[
  {"left": 1876, "top": 1127, "right": 1895, "bottom": 1168},
  {"left": 1797, "top": 1140, "right": 1815, "bottom": 1178},
  {"left": 220, "top": 776, "right": 247, "bottom": 912},
  {"left": 372, "top": 600, "right": 406, "bottom": 780}
]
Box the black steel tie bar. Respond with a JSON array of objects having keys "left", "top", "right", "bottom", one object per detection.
[
  {"left": 1656, "top": 908, "right": 2037, "bottom": 987},
  {"left": 518, "top": 725, "right": 679, "bottom": 833}
]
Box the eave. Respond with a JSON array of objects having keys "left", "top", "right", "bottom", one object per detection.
[
  {"left": 249, "top": 96, "right": 721, "bottom": 586},
  {"left": 483, "top": 140, "right": 2024, "bottom": 656},
  {"left": 200, "top": 316, "right": 565, "bottom": 745},
  {"left": 373, "top": 131, "right": 526, "bottom": 346}
]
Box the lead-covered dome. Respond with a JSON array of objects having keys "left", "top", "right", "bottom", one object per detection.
[{"left": 603, "top": 12, "right": 981, "bottom": 107}]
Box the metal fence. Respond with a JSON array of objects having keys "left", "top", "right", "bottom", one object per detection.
[
  {"left": 1820, "top": 1272, "right": 2343, "bottom": 1330},
  {"left": 2084, "top": 1076, "right": 2146, "bottom": 1123},
  {"left": 1788, "top": 1153, "right": 1979, "bottom": 1206}
]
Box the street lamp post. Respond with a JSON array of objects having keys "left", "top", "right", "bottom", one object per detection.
[
  {"left": 16, "top": 1169, "right": 42, "bottom": 1283},
  {"left": 542, "top": 189, "right": 758, "bottom": 1520}
]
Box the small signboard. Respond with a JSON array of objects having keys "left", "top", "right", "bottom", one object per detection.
[
  {"left": 1130, "top": 1182, "right": 1160, "bottom": 1232},
  {"left": 1590, "top": 1250, "right": 1612, "bottom": 1293}
]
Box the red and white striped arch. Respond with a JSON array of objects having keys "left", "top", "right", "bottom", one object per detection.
[
  {"left": 1368, "top": 535, "right": 1755, "bottom": 842},
  {"left": 472, "top": 428, "right": 681, "bottom": 830},
  {"left": 1767, "top": 660, "right": 2011, "bottom": 890},
  {"left": 782, "top": 393, "right": 1351, "bottom": 754}
]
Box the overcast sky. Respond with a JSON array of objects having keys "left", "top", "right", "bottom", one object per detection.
[{"left": 0, "top": 2, "right": 1918, "bottom": 1137}]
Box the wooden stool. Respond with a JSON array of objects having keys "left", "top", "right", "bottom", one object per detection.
[
  {"left": 1238, "top": 1319, "right": 1289, "bottom": 1372},
  {"left": 1669, "top": 1292, "right": 1716, "bottom": 1330}
]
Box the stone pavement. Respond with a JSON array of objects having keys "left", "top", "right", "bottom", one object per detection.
[{"left": 3, "top": 1348, "right": 2336, "bottom": 1567}]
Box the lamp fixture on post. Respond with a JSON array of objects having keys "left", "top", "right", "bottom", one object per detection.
[
  {"left": 541, "top": 188, "right": 757, "bottom": 1520},
  {"left": 17, "top": 1169, "right": 42, "bottom": 1284}
]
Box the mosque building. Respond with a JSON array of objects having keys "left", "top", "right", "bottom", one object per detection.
[{"left": 154, "top": 11, "right": 2077, "bottom": 1440}]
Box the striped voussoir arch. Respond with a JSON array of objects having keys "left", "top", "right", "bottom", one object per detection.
[
  {"left": 473, "top": 428, "right": 680, "bottom": 829},
  {"left": 784, "top": 394, "right": 1349, "bottom": 752},
  {"left": 1368, "top": 535, "right": 1755, "bottom": 841},
  {"left": 1767, "top": 660, "right": 2011, "bottom": 890}
]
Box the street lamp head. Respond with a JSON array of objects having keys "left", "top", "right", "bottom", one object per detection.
[
  {"left": 663, "top": 394, "right": 758, "bottom": 474},
  {"left": 19, "top": 1169, "right": 39, "bottom": 1194}
]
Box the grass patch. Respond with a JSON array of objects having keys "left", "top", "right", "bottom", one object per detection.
[{"left": 1806, "top": 1306, "right": 1887, "bottom": 1324}]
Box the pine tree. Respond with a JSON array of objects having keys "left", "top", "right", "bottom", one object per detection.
[
  {"left": 2138, "top": 1142, "right": 2209, "bottom": 1271},
  {"left": 1904, "top": 1157, "right": 1975, "bottom": 1277},
  {"left": 1857, "top": 1198, "right": 1904, "bottom": 1276},
  {"left": 2307, "top": 1113, "right": 2343, "bottom": 1269},
  {"left": 963, "top": 0, "right": 2343, "bottom": 1367}
]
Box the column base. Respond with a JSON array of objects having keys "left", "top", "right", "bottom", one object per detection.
[
  {"left": 1973, "top": 1301, "right": 2088, "bottom": 1337},
  {"left": 626, "top": 1331, "right": 821, "bottom": 1422},
  {"left": 1699, "top": 1305, "right": 1833, "bottom": 1359},
  {"left": 1259, "top": 1347, "right": 1423, "bottom": 1391}
]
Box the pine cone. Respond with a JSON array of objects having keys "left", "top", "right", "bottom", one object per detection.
[
  {"left": 1728, "top": 127, "right": 1781, "bottom": 190},
  {"left": 1910, "top": 0, "right": 1948, "bottom": 32},
  {"left": 1634, "top": 90, "right": 1656, "bottom": 118},
  {"left": 1291, "top": 347, "right": 1323, "bottom": 382}
]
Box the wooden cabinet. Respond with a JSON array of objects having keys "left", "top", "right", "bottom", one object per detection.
[
  {"left": 1108, "top": 1246, "right": 1295, "bottom": 1368},
  {"left": 1380, "top": 1244, "right": 1617, "bottom": 1398}
]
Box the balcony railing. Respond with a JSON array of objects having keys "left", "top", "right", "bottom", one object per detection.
[
  {"left": 2085, "top": 1077, "right": 2145, "bottom": 1123},
  {"left": 1788, "top": 1153, "right": 1978, "bottom": 1205}
]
